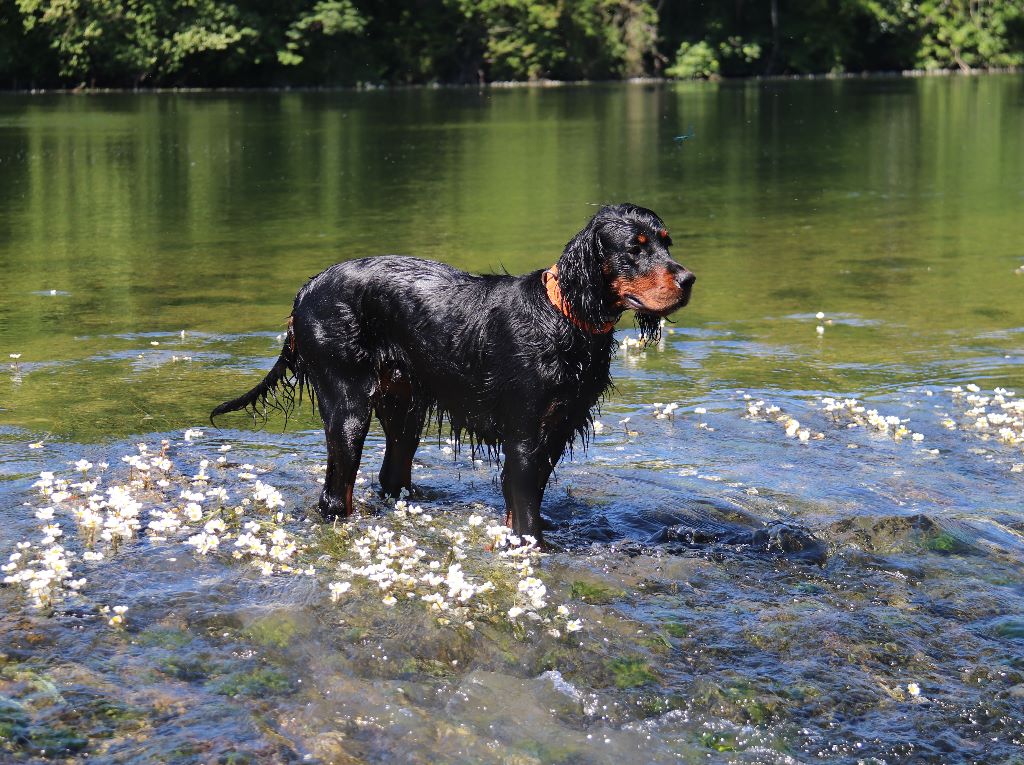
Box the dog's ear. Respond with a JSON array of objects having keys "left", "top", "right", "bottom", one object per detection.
[{"left": 557, "top": 215, "right": 613, "bottom": 329}]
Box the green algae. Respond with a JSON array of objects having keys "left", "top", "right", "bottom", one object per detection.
[
  {"left": 135, "top": 626, "right": 194, "bottom": 649},
  {"left": 568, "top": 580, "right": 623, "bottom": 605},
  {"left": 244, "top": 612, "right": 304, "bottom": 649},
  {"left": 636, "top": 632, "right": 672, "bottom": 652},
  {"left": 400, "top": 657, "right": 456, "bottom": 678},
  {"left": 158, "top": 653, "right": 223, "bottom": 682},
  {"left": 215, "top": 667, "right": 295, "bottom": 697},
  {"left": 606, "top": 657, "right": 658, "bottom": 689},
  {"left": 25, "top": 724, "right": 89, "bottom": 755},
  {"left": 662, "top": 621, "right": 691, "bottom": 639},
  {"left": 699, "top": 730, "right": 740, "bottom": 752},
  {"left": 0, "top": 695, "right": 30, "bottom": 746}
]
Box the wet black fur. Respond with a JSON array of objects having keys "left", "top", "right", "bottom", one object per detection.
[{"left": 211, "top": 203, "right": 695, "bottom": 544}]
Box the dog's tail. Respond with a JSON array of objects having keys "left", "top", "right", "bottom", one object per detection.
[{"left": 210, "top": 319, "right": 305, "bottom": 426}]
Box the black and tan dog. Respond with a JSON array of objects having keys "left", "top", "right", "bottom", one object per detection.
[{"left": 212, "top": 203, "right": 695, "bottom": 546}]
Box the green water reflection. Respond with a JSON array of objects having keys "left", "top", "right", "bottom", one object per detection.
[{"left": 0, "top": 77, "right": 1022, "bottom": 440}]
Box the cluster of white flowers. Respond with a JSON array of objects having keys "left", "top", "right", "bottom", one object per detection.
[
  {"left": 4, "top": 433, "right": 314, "bottom": 614},
  {"left": 651, "top": 402, "right": 679, "bottom": 420},
  {"left": 949, "top": 385, "right": 1024, "bottom": 453},
  {"left": 7, "top": 432, "right": 579, "bottom": 640},
  {"left": 742, "top": 394, "right": 821, "bottom": 443},
  {"left": 327, "top": 500, "right": 581, "bottom": 635},
  {"left": 820, "top": 397, "right": 925, "bottom": 442},
  {"left": 2, "top": 536, "right": 82, "bottom": 609}
]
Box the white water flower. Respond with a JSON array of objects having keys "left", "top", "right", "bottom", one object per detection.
[
  {"left": 185, "top": 531, "right": 220, "bottom": 555},
  {"left": 329, "top": 581, "right": 351, "bottom": 601},
  {"left": 204, "top": 518, "right": 227, "bottom": 535}
]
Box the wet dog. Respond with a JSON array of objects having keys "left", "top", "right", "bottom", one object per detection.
[{"left": 211, "top": 203, "right": 695, "bottom": 546}]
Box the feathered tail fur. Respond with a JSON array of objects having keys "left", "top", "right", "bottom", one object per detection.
[{"left": 210, "top": 321, "right": 307, "bottom": 426}]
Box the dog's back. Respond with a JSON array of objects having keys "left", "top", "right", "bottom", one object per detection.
[{"left": 290, "top": 255, "right": 595, "bottom": 445}]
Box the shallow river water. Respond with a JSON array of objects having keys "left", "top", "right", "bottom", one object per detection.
[{"left": 1, "top": 77, "right": 1023, "bottom": 764}]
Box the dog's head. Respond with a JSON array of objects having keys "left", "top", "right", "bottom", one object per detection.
[{"left": 557, "top": 203, "right": 696, "bottom": 341}]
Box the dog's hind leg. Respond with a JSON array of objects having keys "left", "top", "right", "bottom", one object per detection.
[
  {"left": 374, "top": 372, "right": 426, "bottom": 499},
  {"left": 315, "top": 371, "right": 372, "bottom": 519}
]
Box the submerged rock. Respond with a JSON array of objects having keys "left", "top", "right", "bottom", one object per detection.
[
  {"left": 649, "top": 518, "right": 826, "bottom": 563},
  {"left": 826, "top": 513, "right": 1024, "bottom": 559}
]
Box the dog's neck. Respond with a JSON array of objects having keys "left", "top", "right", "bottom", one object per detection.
[{"left": 542, "top": 265, "right": 615, "bottom": 335}]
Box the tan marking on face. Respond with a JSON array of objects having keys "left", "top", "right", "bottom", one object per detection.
[{"left": 610, "top": 268, "right": 685, "bottom": 313}]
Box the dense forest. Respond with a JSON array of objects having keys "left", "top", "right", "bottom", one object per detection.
[{"left": 1, "top": 0, "right": 1022, "bottom": 88}]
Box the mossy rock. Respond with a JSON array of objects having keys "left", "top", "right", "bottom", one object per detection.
[
  {"left": 218, "top": 749, "right": 256, "bottom": 765},
  {"left": 606, "top": 657, "right": 658, "bottom": 688},
  {"left": 925, "top": 532, "right": 970, "bottom": 554},
  {"left": 993, "top": 618, "right": 1024, "bottom": 640},
  {"left": 700, "top": 730, "right": 739, "bottom": 752},
  {"left": 77, "top": 696, "right": 148, "bottom": 731},
  {"left": 635, "top": 633, "right": 672, "bottom": 653},
  {"left": 514, "top": 737, "right": 583, "bottom": 764},
  {"left": 244, "top": 612, "right": 308, "bottom": 649},
  {"left": 399, "top": 657, "right": 455, "bottom": 678},
  {"left": 0, "top": 696, "right": 30, "bottom": 745},
  {"left": 697, "top": 681, "right": 784, "bottom": 725},
  {"left": 568, "top": 580, "right": 623, "bottom": 605},
  {"left": 215, "top": 667, "right": 295, "bottom": 697},
  {"left": 26, "top": 725, "right": 89, "bottom": 755},
  {"left": 158, "top": 654, "right": 221, "bottom": 682},
  {"left": 662, "top": 621, "right": 691, "bottom": 639},
  {"left": 635, "top": 693, "right": 685, "bottom": 717},
  {"left": 135, "top": 626, "right": 193, "bottom": 649}
]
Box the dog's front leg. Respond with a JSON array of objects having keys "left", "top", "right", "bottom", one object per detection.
[{"left": 501, "top": 440, "right": 546, "bottom": 546}]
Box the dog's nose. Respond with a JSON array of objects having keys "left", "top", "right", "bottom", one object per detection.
[{"left": 675, "top": 270, "right": 696, "bottom": 290}]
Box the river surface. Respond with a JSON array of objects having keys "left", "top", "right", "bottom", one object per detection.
[{"left": 1, "top": 77, "right": 1023, "bottom": 764}]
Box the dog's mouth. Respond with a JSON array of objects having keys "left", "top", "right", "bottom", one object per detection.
[{"left": 623, "top": 288, "right": 692, "bottom": 317}]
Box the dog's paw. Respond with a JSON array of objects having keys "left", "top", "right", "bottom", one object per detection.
[{"left": 317, "top": 492, "right": 349, "bottom": 521}]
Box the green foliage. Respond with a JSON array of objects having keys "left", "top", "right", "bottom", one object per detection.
[
  {"left": 666, "top": 40, "right": 719, "bottom": 79},
  {"left": 277, "top": 1, "right": 365, "bottom": 67},
  {"left": 1, "top": 0, "right": 1022, "bottom": 86},
  {"left": 914, "top": 0, "right": 1024, "bottom": 71},
  {"left": 443, "top": 0, "right": 657, "bottom": 81},
  {"left": 14, "top": 0, "right": 256, "bottom": 85}
]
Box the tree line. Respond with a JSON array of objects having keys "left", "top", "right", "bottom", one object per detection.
[{"left": 1, "top": 0, "right": 1022, "bottom": 89}]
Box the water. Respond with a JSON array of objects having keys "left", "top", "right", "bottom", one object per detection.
[{"left": 1, "top": 77, "right": 1023, "bottom": 763}]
